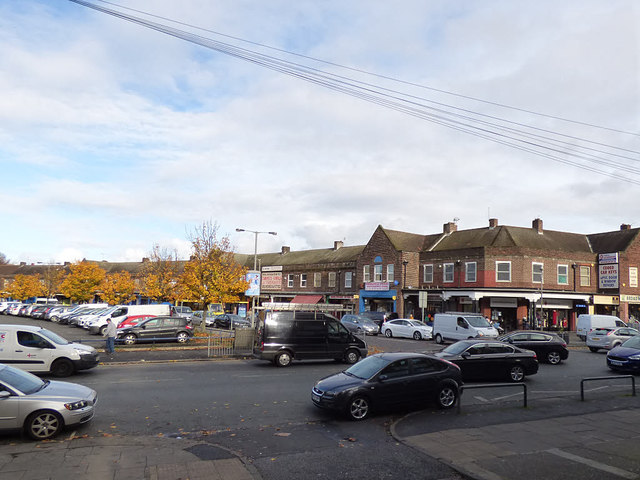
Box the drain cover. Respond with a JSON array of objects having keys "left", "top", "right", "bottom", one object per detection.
[{"left": 185, "top": 444, "right": 235, "bottom": 460}]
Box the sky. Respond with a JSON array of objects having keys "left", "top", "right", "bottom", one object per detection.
[{"left": 1, "top": 0, "right": 639, "bottom": 264}]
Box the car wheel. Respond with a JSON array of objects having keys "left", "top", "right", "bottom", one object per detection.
[
  {"left": 547, "top": 351, "right": 562, "bottom": 365},
  {"left": 611, "top": 342, "right": 621, "bottom": 349},
  {"left": 588, "top": 347, "right": 599, "bottom": 353},
  {"left": 435, "top": 333, "right": 443, "bottom": 344},
  {"left": 123, "top": 333, "right": 137, "bottom": 345},
  {"left": 346, "top": 396, "right": 370, "bottom": 421},
  {"left": 384, "top": 329, "right": 393, "bottom": 338},
  {"left": 50, "top": 315, "right": 59, "bottom": 323},
  {"left": 436, "top": 383, "right": 458, "bottom": 409},
  {"left": 508, "top": 365, "right": 525, "bottom": 382},
  {"left": 50, "top": 358, "right": 74, "bottom": 378},
  {"left": 99, "top": 325, "right": 107, "bottom": 336},
  {"left": 25, "top": 411, "right": 63, "bottom": 440},
  {"left": 275, "top": 351, "right": 292, "bottom": 367},
  {"left": 413, "top": 331, "right": 422, "bottom": 341},
  {"left": 344, "top": 349, "right": 360, "bottom": 364},
  {"left": 176, "top": 332, "right": 189, "bottom": 343}
]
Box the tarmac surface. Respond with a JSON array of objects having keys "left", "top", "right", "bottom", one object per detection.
[{"left": 3, "top": 335, "right": 639, "bottom": 480}]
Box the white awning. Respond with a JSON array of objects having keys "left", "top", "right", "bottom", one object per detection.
[{"left": 442, "top": 290, "right": 590, "bottom": 303}]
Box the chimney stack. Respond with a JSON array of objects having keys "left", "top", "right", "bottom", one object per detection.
[
  {"left": 621, "top": 224, "right": 631, "bottom": 230},
  {"left": 533, "top": 218, "right": 543, "bottom": 234},
  {"left": 281, "top": 246, "right": 290, "bottom": 255},
  {"left": 443, "top": 222, "right": 458, "bottom": 234},
  {"left": 333, "top": 241, "right": 344, "bottom": 250},
  {"left": 489, "top": 218, "right": 499, "bottom": 228}
]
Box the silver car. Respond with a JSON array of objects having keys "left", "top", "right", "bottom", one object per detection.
[
  {"left": 587, "top": 327, "right": 640, "bottom": 352},
  {"left": 340, "top": 314, "right": 380, "bottom": 335},
  {"left": 0, "top": 364, "right": 97, "bottom": 440}
]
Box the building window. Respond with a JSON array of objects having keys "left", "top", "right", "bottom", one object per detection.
[
  {"left": 387, "top": 264, "right": 394, "bottom": 282},
  {"left": 443, "top": 263, "right": 454, "bottom": 283},
  {"left": 423, "top": 264, "right": 434, "bottom": 283},
  {"left": 287, "top": 274, "right": 294, "bottom": 288},
  {"left": 328, "top": 272, "right": 336, "bottom": 288},
  {"left": 374, "top": 264, "right": 383, "bottom": 282},
  {"left": 465, "top": 262, "right": 477, "bottom": 282},
  {"left": 532, "top": 262, "right": 543, "bottom": 283},
  {"left": 313, "top": 272, "right": 321, "bottom": 287},
  {"left": 300, "top": 274, "right": 307, "bottom": 288},
  {"left": 557, "top": 265, "right": 568, "bottom": 285},
  {"left": 579, "top": 266, "right": 590, "bottom": 286},
  {"left": 363, "top": 265, "right": 370, "bottom": 283},
  {"left": 496, "top": 261, "right": 511, "bottom": 282},
  {"left": 345, "top": 272, "right": 353, "bottom": 288}
]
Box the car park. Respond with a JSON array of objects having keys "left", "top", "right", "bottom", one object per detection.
[
  {"left": 0, "top": 363, "right": 97, "bottom": 440},
  {"left": 606, "top": 336, "right": 640, "bottom": 373},
  {"left": 116, "top": 316, "right": 193, "bottom": 345},
  {"left": 497, "top": 331, "right": 569, "bottom": 364},
  {"left": 381, "top": 319, "right": 433, "bottom": 340},
  {"left": 587, "top": 327, "right": 640, "bottom": 352},
  {"left": 340, "top": 314, "right": 379, "bottom": 336},
  {"left": 434, "top": 339, "right": 538, "bottom": 382},
  {"left": 311, "top": 352, "right": 462, "bottom": 420}
]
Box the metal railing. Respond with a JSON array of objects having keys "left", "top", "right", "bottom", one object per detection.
[
  {"left": 580, "top": 375, "right": 636, "bottom": 401},
  {"left": 458, "top": 383, "right": 528, "bottom": 412}
]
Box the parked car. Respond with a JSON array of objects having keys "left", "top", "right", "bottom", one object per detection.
[
  {"left": 381, "top": 319, "right": 433, "bottom": 340},
  {"left": 172, "top": 305, "right": 194, "bottom": 320},
  {"left": 587, "top": 327, "right": 640, "bottom": 352},
  {"left": 0, "top": 363, "right": 97, "bottom": 440},
  {"left": 607, "top": 336, "right": 640, "bottom": 373},
  {"left": 497, "top": 331, "right": 569, "bottom": 364},
  {"left": 576, "top": 314, "right": 627, "bottom": 341},
  {"left": 311, "top": 352, "right": 462, "bottom": 420},
  {"left": 433, "top": 313, "right": 499, "bottom": 344},
  {"left": 117, "top": 314, "right": 156, "bottom": 329},
  {"left": 340, "top": 314, "right": 379, "bottom": 336},
  {"left": 359, "top": 311, "right": 399, "bottom": 331},
  {"left": 212, "top": 314, "right": 250, "bottom": 329},
  {"left": 434, "top": 339, "right": 539, "bottom": 382},
  {"left": 0, "top": 301, "right": 20, "bottom": 314},
  {"left": 116, "top": 316, "right": 193, "bottom": 345}
]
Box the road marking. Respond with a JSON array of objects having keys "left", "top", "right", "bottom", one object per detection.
[
  {"left": 473, "top": 396, "right": 489, "bottom": 402},
  {"left": 547, "top": 448, "right": 639, "bottom": 479}
]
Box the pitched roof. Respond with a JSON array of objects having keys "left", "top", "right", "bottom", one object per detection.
[
  {"left": 588, "top": 228, "right": 640, "bottom": 254},
  {"left": 381, "top": 227, "right": 438, "bottom": 252},
  {"left": 246, "top": 244, "right": 365, "bottom": 268}
]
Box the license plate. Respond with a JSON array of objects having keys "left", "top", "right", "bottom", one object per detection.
[
  {"left": 609, "top": 360, "right": 623, "bottom": 366},
  {"left": 592, "top": 338, "right": 600, "bottom": 341},
  {"left": 312, "top": 394, "right": 321, "bottom": 402}
]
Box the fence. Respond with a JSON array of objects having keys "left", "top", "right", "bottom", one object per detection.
[{"left": 203, "top": 328, "right": 255, "bottom": 357}]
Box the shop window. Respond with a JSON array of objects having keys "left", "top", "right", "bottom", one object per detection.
[
  {"left": 300, "top": 274, "right": 307, "bottom": 288},
  {"left": 345, "top": 272, "right": 353, "bottom": 288},
  {"left": 287, "top": 274, "right": 294, "bottom": 288},
  {"left": 423, "top": 264, "right": 433, "bottom": 283},
  {"left": 443, "top": 263, "right": 454, "bottom": 283},
  {"left": 532, "top": 262, "right": 543, "bottom": 283},
  {"left": 496, "top": 261, "right": 511, "bottom": 282},
  {"left": 465, "top": 262, "right": 477, "bottom": 282},
  {"left": 579, "top": 266, "right": 590, "bottom": 286},
  {"left": 328, "top": 272, "right": 336, "bottom": 288},
  {"left": 387, "top": 264, "right": 394, "bottom": 282},
  {"left": 314, "top": 272, "right": 321, "bottom": 287},
  {"left": 363, "top": 265, "right": 370, "bottom": 283},
  {"left": 374, "top": 265, "right": 383, "bottom": 282},
  {"left": 557, "top": 265, "right": 568, "bottom": 285}
]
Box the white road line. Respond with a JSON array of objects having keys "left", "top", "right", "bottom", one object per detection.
[
  {"left": 473, "top": 396, "right": 489, "bottom": 402},
  {"left": 547, "top": 448, "right": 639, "bottom": 479}
]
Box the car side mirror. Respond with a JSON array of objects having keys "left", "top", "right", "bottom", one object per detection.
[
  {"left": 378, "top": 374, "right": 388, "bottom": 382},
  {"left": 0, "top": 391, "right": 10, "bottom": 399},
  {"left": 461, "top": 351, "right": 471, "bottom": 359},
  {"left": 507, "top": 338, "right": 513, "bottom": 343}
]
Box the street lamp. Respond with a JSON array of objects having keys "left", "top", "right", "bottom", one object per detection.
[{"left": 236, "top": 228, "right": 277, "bottom": 324}]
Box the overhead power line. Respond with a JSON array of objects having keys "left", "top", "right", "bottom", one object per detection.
[{"left": 68, "top": 0, "right": 640, "bottom": 186}]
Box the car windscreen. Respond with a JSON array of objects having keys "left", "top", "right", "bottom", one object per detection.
[
  {"left": 0, "top": 365, "right": 44, "bottom": 394},
  {"left": 466, "top": 316, "right": 492, "bottom": 328},
  {"left": 38, "top": 329, "right": 70, "bottom": 345},
  {"left": 344, "top": 355, "right": 390, "bottom": 379},
  {"left": 621, "top": 336, "right": 640, "bottom": 349},
  {"left": 441, "top": 342, "right": 472, "bottom": 355}
]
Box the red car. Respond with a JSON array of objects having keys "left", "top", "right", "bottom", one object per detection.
[{"left": 117, "top": 314, "right": 156, "bottom": 329}]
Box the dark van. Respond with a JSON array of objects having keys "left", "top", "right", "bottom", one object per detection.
[{"left": 254, "top": 311, "right": 368, "bottom": 367}]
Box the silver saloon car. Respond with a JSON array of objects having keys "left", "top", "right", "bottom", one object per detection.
[
  {"left": 587, "top": 327, "right": 640, "bottom": 352},
  {"left": 0, "top": 364, "right": 97, "bottom": 440}
]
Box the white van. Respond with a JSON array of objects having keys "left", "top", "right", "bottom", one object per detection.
[
  {"left": 433, "top": 312, "right": 499, "bottom": 344},
  {"left": 0, "top": 324, "right": 99, "bottom": 377},
  {"left": 86, "top": 304, "right": 171, "bottom": 335},
  {"left": 576, "top": 314, "right": 627, "bottom": 340}
]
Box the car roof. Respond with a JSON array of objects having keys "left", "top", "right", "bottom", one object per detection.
[{"left": 373, "top": 352, "right": 433, "bottom": 361}]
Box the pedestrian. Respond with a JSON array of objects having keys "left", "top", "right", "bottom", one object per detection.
[{"left": 103, "top": 317, "right": 116, "bottom": 354}]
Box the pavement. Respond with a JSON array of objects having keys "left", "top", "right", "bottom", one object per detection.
[{"left": 3, "top": 332, "right": 639, "bottom": 480}]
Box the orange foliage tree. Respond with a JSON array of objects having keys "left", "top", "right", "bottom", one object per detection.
[
  {"left": 60, "top": 261, "right": 106, "bottom": 303},
  {"left": 101, "top": 271, "right": 137, "bottom": 305},
  {"left": 140, "top": 244, "right": 180, "bottom": 303},
  {"left": 6, "top": 274, "right": 44, "bottom": 301}
]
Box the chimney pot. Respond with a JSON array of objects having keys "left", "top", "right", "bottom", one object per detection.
[
  {"left": 281, "top": 246, "right": 290, "bottom": 255},
  {"left": 489, "top": 218, "right": 498, "bottom": 228},
  {"left": 533, "top": 218, "right": 543, "bottom": 234},
  {"left": 443, "top": 222, "right": 458, "bottom": 234},
  {"left": 621, "top": 224, "right": 631, "bottom": 230},
  {"left": 333, "top": 241, "right": 343, "bottom": 250}
]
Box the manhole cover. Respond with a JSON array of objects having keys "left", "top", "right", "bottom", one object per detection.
[{"left": 185, "top": 444, "right": 235, "bottom": 461}]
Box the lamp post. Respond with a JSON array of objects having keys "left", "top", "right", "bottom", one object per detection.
[{"left": 236, "top": 228, "right": 277, "bottom": 325}]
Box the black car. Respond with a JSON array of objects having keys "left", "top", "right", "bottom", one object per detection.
[
  {"left": 117, "top": 316, "right": 193, "bottom": 345},
  {"left": 497, "top": 331, "right": 569, "bottom": 365},
  {"left": 434, "top": 339, "right": 539, "bottom": 382},
  {"left": 213, "top": 314, "right": 251, "bottom": 330},
  {"left": 311, "top": 352, "right": 462, "bottom": 420}
]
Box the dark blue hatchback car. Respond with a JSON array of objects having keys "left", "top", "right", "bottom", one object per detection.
[{"left": 607, "top": 336, "right": 640, "bottom": 373}]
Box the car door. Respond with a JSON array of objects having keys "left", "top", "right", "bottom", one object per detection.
[
  {"left": 406, "top": 357, "right": 444, "bottom": 400},
  {"left": 13, "top": 330, "right": 57, "bottom": 373},
  {"left": 395, "top": 320, "right": 412, "bottom": 338},
  {"left": 326, "top": 319, "right": 351, "bottom": 359},
  {"left": 483, "top": 343, "right": 517, "bottom": 378},
  {"left": 457, "top": 344, "right": 489, "bottom": 379},
  {"left": 373, "top": 359, "right": 412, "bottom": 408},
  {"left": 137, "top": 318, "right": 162, "bottom": 340},
  {"left": 0, "top": 382, "right": 21, "bottom": 429}
]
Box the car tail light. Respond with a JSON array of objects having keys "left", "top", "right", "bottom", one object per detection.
[{"left": 186, "top": 324, "right": 193, "bottom": 330}]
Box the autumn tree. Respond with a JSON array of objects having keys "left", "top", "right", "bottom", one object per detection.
[
  {"left": 6, "top": 274, "right": 44, "bottom": 301},
  {"left": 0, "top": 252, "right": 9, "bottom": 265},
  {"left": 101, "top": 271, "right": 136, "bottom": 305},
  {"left": 41, "top": 265, "right": 65, "bottom": 302},
  {"left": 140, "top": 244, "right": 180, "bottom": 303},
  {"left": 60, "top": 261, "right": 106, "bottom": 303},
  {"left": 179, "top": 221, "right": 249, "bottom": 320}
]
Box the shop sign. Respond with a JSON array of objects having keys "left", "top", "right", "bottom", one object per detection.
[
  {"left": 599, "top": 263, "right": 619, "bottom": 289},
  {"left": 599, "top": 253, "right": 619, "bottom": 264},
  {"left": 630, "top": 267, "right": 638, "bottom": 288},
  {"left": 262, "top": 265, "right": 283, "bottom": 272},
  {"left": 592, "top": 295, "right": 620, "bottom": 305},
  {"left": 490, "top": 297, "right": 517, "bottom": 308},
  {"left": 260, "top": 272, "right": 282, "bottom": 290},
  {"left": 620, "top": 294, "right": 640, "bottom": 304},
  {"left": 365, "top": 282, "right": 390, "bottom": 291}
]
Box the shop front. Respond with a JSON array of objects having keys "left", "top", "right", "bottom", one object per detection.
[{"left": 359, "top": 282, "right": 397, "bottom": 315}]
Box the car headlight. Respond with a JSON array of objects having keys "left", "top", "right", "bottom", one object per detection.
[
  {"left": 65, "top": 400, "right": 89, "bottom": 410},
  {"left": 629, "top": 354, "right": 640, "bottom": 360}
]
